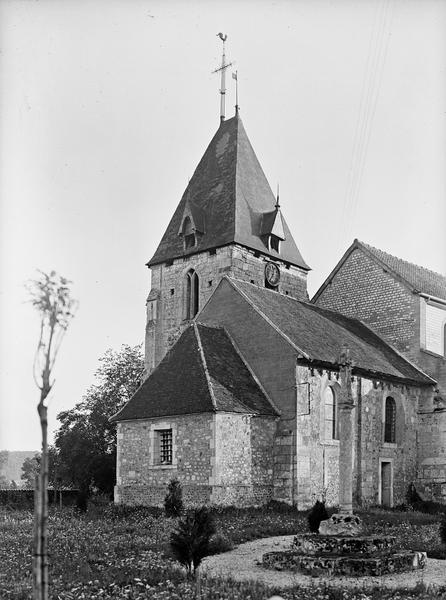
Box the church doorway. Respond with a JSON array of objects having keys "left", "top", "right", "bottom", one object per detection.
[{"left": 380, "top": 460, "right": 393, "bottom": 507}]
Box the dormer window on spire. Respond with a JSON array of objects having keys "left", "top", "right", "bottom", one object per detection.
[{"left": 269, "top": 234, "right": 281, "bottom": 253}]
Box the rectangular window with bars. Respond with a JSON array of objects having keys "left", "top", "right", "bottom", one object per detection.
[{"left": 157, "top": 429, "right": 173, "bottom": 465}]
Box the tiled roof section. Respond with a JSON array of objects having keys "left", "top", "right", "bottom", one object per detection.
[
  {"left": 229, "top": 278, "right": 434, "bottom": 385},
  {"left": 111, "top": 323, "right": 277, "bottom": 422},
  {"left": 148, "top": 115, "right": 309, "bottom": 270},
  {"left": 198, "top": 324, "right": 277, "bottom": 415},
  {"left": 359, "top": 241, "right": 446, "bottom": 300}
]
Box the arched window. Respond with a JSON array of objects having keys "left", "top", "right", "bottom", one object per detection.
[
  {"left": 324, "top": 386, "right": 338, "bottom": 440},
  {"left": 185, "top": 269, "right": 199, "bottom": 319},
  {"left": 384, "top": 397, "right": 396, "bottom": 443},
  {"left": 182, "top": 216, "right": 196, "bottom": 250}
]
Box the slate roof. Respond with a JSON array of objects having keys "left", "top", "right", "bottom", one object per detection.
[
  {"left": 228, "top": 278, "right": 434, "bottom": 385},
  {"left": 111, "top": 323, "right": 277, "bottom": 422},
  {"left": 147, "top": 115, "right": 309, "bottom": 270},
  {"left": 313, "top": 239, "right": 446, "bottom": 302}
]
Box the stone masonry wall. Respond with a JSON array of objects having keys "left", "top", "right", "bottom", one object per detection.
[
  {"left": 314, "top": 248, "right": 419, "bottom": 359},
  {"left": 417, "top": 389, "right": 446, "bottom": 502},
  {"left": 211, "top": 414, "right": 277, "bottom": 506},
  {"left": 144, "top": 244, "right": 307, "bottom": 375},
  {"left": 115, "top": 413, "right": 214, "bottom": 506},
  {"left": 294, "top": 366, "right": 419, "bottom": 509},
  {"left": 116, "top": 412, "right": 277, "bottom": 507}
]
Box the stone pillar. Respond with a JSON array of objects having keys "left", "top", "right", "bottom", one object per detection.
[{"left": 338, "top": 347, "right": 354, "bottom": 514}]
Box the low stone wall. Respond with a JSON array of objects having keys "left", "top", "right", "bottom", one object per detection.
[
  {"left": 116, "top": 483, "right": 274, "bottom": 507},
  {"left": 293, "top": 534, "right": 396, "bottom": 556},
  {"left": 263, "top": 550, "right": 426, "bottom": 577},
  {"left": 115, "top": 484, "right": 213, "bottom": 507}
]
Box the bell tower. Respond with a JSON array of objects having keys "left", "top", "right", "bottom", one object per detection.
[{"left": 144, "top": 39, "right": 310, "bottom": 377}]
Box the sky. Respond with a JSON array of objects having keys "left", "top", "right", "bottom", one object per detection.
[{"left": 1, "top": 0, "right": 445, "bottom": 451}]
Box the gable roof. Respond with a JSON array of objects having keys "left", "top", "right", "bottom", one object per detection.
[
  {"left": 147, "top": 115, "right": 309, "bottom": 270},
  {"left": 110, "top": 323, "right": 277, "bottom": 422},
  {"left": 313, "top": 239, "right": 446, "bottom": 302},
  {"left": 225, "top": 278, "right": 434, "bottom": 386}
]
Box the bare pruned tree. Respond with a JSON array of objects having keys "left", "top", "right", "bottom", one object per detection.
[{"left": 27, "top": 270, "right": 77, "bottom": 600}]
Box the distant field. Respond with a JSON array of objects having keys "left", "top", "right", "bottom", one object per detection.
[{"left": 0, "top": 503, "right": 445, "bottom": 600}]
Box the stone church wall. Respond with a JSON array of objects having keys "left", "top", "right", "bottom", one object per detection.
[
  {"left": 115, "top": 414, "right": 215, "bottom": 506},
  {"left": 145, "top": 244, "right": 307, "bottom": 375},
  {"left": 294, "top": 367, "right": 419, "bottom": 509},
  {"left": 313, "top": 248, "right": 419, "bottom": 359},
  {"left": 115, "top": 412, "right": 277, "bottom": 507}
]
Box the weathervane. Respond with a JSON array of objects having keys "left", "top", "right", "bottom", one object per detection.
[{"left": 213, "top": 33, "right": 234, "bottom": 123}]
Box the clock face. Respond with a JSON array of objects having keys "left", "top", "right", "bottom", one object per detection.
[{"left": 265, "top": 262, "right": 280, "bottom": 286}]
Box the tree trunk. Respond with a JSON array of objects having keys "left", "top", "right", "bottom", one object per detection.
[{"left": 34, "top": 397, "right": 49, "bottom": 600}]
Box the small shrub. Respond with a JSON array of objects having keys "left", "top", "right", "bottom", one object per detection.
[
  {"left": 440, "top": 514, "right": 446, "bottom": 546},
  {"left": 170, "top": 506, "right": 216, "bottom": 576},
  {"left": 406, "top": 482, "right": 423, "bottom": 506},
  {"left": 164, "top": 478, "right": 184, "bottom": 517},
  {"left": 307, "top": 499, "right": 328, "bottom": 533}
]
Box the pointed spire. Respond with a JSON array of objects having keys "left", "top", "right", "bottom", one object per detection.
[{"left": 213, "top": 33, "right": 233, "bottom": 123}]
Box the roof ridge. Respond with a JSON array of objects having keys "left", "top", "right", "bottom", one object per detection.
[
  {"left": 358, "top": 240, "right": 446, "bottom": 281},
  {"left": 194, "top": 322, "right": 217, "bottom": 411}
]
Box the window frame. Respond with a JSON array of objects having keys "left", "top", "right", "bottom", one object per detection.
[
  {"left": 322, "top": 383, "right": 339, "bottom": 444},
  {"left": 149, "top": 421, "right": 177, "bottom": 469},
  {"left": 383, "top": 396, "right": 396, "bottom": 445}
]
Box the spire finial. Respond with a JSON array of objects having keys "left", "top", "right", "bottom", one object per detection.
[
  {"left": 213, "top": 33, "right": 233, "bottom": 123},
  {"left": 275, "top": 183, "right": 280, "bottom": 209}
]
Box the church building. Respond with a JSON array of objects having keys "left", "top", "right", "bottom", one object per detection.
[{"left": 111, "top": 49, "right": 446, "bottom": 509}]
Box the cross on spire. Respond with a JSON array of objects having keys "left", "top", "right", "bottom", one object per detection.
[{"left": 213, "top": 33, "right": 233, "bottom": 123}]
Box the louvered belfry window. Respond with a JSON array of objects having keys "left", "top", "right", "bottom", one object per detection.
[
  {"left": 159, "top": 429, "right": 173, "bottom": 464},
  {"left": 384, "top": 397, "right": 396, "bottom": 443}
]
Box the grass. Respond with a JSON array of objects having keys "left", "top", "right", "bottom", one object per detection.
[{"left": 0, "top": 502, "right": 445, "bottom": 599}]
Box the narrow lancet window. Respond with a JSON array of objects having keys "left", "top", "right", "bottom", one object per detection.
[
  {"left": 185, "top": 269, "right": 199, "bottom": 319},
  {"left": 384, "top": 397, "right": 396, "bottom": 443},
  {"left": 324, "top": 386, "right": 338, "bottom": 440}
]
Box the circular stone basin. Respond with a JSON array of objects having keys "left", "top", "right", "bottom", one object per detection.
[
  {"left": 293, "top": 533, "right": 396, "bottom": 556},
  {"left": 262, "top": 550, "right": 427, "bottom": 577}
]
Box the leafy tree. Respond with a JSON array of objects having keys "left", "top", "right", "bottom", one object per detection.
[
  {"left": 170, "top": 507, "right": 216, "bottom": 577},
  {"left": 21, "top": 449, "right": 60, "bottom": 490},
  {"left": 21, "top": 454, "right": 41, "bottom": 488},
  {"left": 55, "top": 344, "right": 144, "bottom": 497},
  {"left": 27, "top": 270, "right": 76, "bottom": 600}
]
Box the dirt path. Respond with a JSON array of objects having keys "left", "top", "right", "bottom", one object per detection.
[{"left": 202, "top": 535, "right": 446, "bottom": 590}]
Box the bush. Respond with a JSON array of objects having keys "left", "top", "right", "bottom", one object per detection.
[
  {"left": 164, "top": 478, "right": 184, "bottom": 518},
  {"left": 170, "top": 506, "right": 216, "bottom": 576},
  {"left": 406, "top": 482, "right": 423, "bottom": 506},
  {"left": 307, "top": 499, "right": 328, "bottom": 533},
  {"left": 412, "top": 500, "right": 446, "bottom": 515},
  {"left": 440, "top": 515, "right": 446, "bottom": 546}
]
